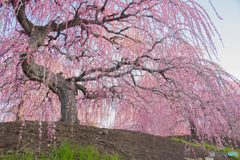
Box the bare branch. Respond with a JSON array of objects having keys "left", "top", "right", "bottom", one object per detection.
[
  {"left": 52, "top": 45, "right": 73, "bottom": 61},
  {"left": 10, "top": 0, "right": 34, "bottom": 35}
]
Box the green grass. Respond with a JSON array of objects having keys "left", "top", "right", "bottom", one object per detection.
[
  {"left": 172, "top": 137, "right": 240, "bottom": 160},
  {"left": 0, "top": 141, "right": 124, "bottom": 160}
]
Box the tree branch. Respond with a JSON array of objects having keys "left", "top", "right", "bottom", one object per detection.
[{"left": 10, "top": 0, "right": 34, "bottom": 35}]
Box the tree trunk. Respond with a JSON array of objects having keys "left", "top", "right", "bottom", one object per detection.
[
  {"left": 19, "top": 24, "right": 81, "bottom": 123},
  {"left": 21, "top": 54, "right": 80, "bottom": 123},
  {"left": 189, "top": 119, "right": 197, "bottom": 135},
  {"left": 56, "top": 74, "right": 80, "bottom": 123}
]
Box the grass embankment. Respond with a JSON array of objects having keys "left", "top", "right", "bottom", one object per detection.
[
  {"left": 0, "top": 141, "right": 124, "bottom": 160},
  {"left": 172, "top": 138, "right": 240, "bottom": 160}
]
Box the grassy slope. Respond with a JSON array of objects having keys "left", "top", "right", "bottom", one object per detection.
[
  {"left": 0, "top": 141, "right": 124, "bottom": 160},
  {"left": 172, "top": 138, "right": 239, "bottom": 160}
]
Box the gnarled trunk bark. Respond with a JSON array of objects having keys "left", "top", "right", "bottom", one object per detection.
[
  {"left": 58, "top": 90, "right": 79, "bottom": 123},
  {"left": 13, "top": 0, "right": 81, "bottom": 123},
  {"left": 21, "top": 55, "right": 80, "bottom": 123},
  {"left": 20, "top": 37, "right": 80, "bottom": 123},
  {"left": 56, "top": 75, "right": 80, "bottom": 123},
  {"left": 189, "top": 119, "right": 197, "bottom": 135}
]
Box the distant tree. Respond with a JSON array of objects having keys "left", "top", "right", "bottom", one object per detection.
[{"left": 0, "top": 0, "right": 240, "bottom": 137}]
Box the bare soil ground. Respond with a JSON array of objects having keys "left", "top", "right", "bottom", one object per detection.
[{"left": 0, "top": 121, "right": 234, "bottom": 160}]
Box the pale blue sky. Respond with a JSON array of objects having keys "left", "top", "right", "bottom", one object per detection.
[{"left": 196, "top": 0, "right": 240, "bottom": 80}]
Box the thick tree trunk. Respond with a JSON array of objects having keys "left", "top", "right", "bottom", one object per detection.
[
  {"left": 56, "top": 74, "right": 80, "bottom": 123},
  {"left": 18, "top": 13, "right": 81, "bottom": 123},
  {"left": 21, "top": 54, "right": 80, "bottom": 123},
  {"left": 189, "top": 119, "right": 197, "bottom": 135}
]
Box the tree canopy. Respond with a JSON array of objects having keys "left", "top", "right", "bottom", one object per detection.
[{"left": 0, "top": 0, "right": 240, "bottom": 139}]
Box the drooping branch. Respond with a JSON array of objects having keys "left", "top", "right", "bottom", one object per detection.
[
  {"left": 75, "top": 83, "right": 120, "bottom": 99},
  {"left": 71, "top": 61, "right": 122, "bottom": 82},
  {"left": 8, "top": 0, "right": 178, "bottom": 102},
  {"left": 70, "top": 55, "right": 176, "bottom": 100},
  {"left": 81, "top": 69, "right": 133, "bottom": 82}
]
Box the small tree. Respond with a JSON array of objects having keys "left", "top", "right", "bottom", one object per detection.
[{"left": 0, "top": 0, "right": 240, "bottom": 138}]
